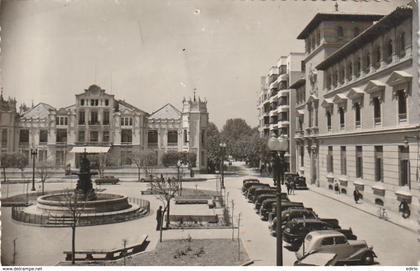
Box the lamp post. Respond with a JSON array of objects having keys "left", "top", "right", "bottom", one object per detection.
[
  {"left": 404, "top": 135, "right": 419, "bottom": 190},
  {"left": 30, "top": 148, "right": 38, "bottom": 191},
  {"left": 177, "top": 160, "right": 182, "bottom": 196},
  {"left": 267, "top": 134, "right": 288, "bottom": 266},
  {"left": 219, "top": 142, "right": 227, "bottom": 190}
]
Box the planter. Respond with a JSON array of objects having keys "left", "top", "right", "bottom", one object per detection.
[
  {"left": 353, "top": 180, "right": 364, "bottom": 192},
  {"left": 372, "top": 183, "right": 386, "bottom": 197},
  {"left": 339, "top": 179, "right": 348, "bottom": 187},
  {"left": 395, "top": 185, "right": 412, "bottom": 204}
]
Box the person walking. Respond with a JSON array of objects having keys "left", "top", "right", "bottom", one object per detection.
[
  {"left": 286, "top": 181, "right": 291, "bottom": 195},
  {"left": 290, "top": 180, "right": 295, "bottom": 195},
  {"left": 156, "top": 206, "right": 163, "bottom": 231},
  {"left": 353, "top": 188, "right": 360, "bottom": 204}
]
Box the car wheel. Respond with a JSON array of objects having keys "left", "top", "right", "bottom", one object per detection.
[{"left": 362, "top": 252, "right": 374, "bottom": 265}]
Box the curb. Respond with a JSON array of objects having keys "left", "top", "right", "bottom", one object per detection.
[{"left": 310, "top": 188, "right": 417, "bottom": 234}]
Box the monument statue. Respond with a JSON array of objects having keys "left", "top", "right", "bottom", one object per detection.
[{"left": 72, "top": 150, "right": 97, "bottom": 200}]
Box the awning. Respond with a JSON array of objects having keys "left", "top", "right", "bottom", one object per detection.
[{"left": 70, "top": 146, "right": 111, "bottom": 153}]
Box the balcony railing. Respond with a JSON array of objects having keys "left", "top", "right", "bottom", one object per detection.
[
  {"left": 374, "top": 117, "right": 381, "bottom": 126},
  {"left": 399, "top": 113, "right": 407, "bottom": 122}
]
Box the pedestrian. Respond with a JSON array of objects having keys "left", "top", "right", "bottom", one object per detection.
[
  {"left": 399, "top": 200, "right": 411, "bottom": 219},
  {"left": 290, "top": 180, "right": 295, "bottom": 195},
  {"left": 156, "top": 206, "right": 163, "bottom": 231},
  {"left": 286, "top": 181, "right": 291, "bottom": 195},
  {"left": 353, "top": 188, "right": 360, "bottom": 204}
]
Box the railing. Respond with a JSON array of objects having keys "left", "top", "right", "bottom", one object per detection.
[{"left": 399, "top": 113, "right": 407, "bottom": 122}]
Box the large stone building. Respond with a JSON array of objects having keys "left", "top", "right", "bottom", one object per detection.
[
  {"left": 257, "top": 53, "right": 305, "bottom": 172},
  {"left": 1, "top": 85, "right": 208, "bottom": 171},
  {"left": 294, "top": 5, "right": 419, "bottom": 221}
]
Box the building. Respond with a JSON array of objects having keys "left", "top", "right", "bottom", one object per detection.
[
  {"left": 257, "top": 52, "right": 305, "bottom": 172},
  {"left": 0, "top": 91, "right": 18, "bottom": 154},
  {"left": 295, "top": 5, "right": 419, "bottom": 220},
  {"left": 11, "top": 84, "right": 208, "bottom": 171}
]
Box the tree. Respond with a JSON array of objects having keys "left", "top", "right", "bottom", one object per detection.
[
  {"left": 161, "top": 151, "right": 182, "bottom": 167},
  {"left": 0, "top": 152, "right": 28, "bottom": 182},
  {"left": 131, "top": 150, "right": 157, "bottom": 181},
  {"left": 37, "top": 160, "right": 54, "bottom": 195},
  {"left": 206, "top": 122, "right": 221, "bottom": 173},
  {"left": 90, "top": 153, "right": 115, "bottom": 178},
  {"left": 220, "top": 119, "right": 253, "bottom": 160},
  {"left": 150, "top": 177, "right": 180, "bottom": 242}
]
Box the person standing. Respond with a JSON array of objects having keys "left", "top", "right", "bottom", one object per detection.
[
  {"left": 290, "top": 180, "right": 295, "bottom": 195},
  {"left": 286, "top": 182, "right": 291, "bottom": 195},
  {"left": 156, "top": 206, "right": 163, "bottom": 231},
  {"left": 353, "top": 188, "right": 360, "bottom": 204}
]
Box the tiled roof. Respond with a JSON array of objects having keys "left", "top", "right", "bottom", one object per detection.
[
  {"left": 117, "top": 100, "right": 148, "bottom": 115},
  {"left": 22, "top": 103, "right": 54, "bottom": 119},
  {"left": 149, "top": 103, "right": 181, "bottom": 120}
]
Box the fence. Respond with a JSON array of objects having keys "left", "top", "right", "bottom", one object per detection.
[{"left": 11, "top": 197, "right": 150, "bottom": 227}]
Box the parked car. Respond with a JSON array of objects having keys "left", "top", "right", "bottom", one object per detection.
[
  {"left": 255, "top": 193, "right": 289, "bottom": 211},
  {"left": 242, "top": 179, "right": 259, "bottom": 192},
  {"left": 95, "top": 176, "right": 120, "bottom": 185},
  {"left": 283, "top": 219, "right": 357, "bottom": 250},
  {"left": 249, "top": 187, "right": 276, "bottom": 203},
  {"left": 294, "top": 230, "right": 376, "bottom": 265},
  {"left": 246, "top": 184, "right": 271, "bottom": 199},
  {"left": 244, "top": 183, "right": 270, "bottom": 197},
  {"left": 262, "top": 201, "right": 304, "bottom": 221},
  {"left": 269, "top": 208, "right": 318, "bottom": 234},
  {"left": 286, "top": 176, "right": 308, "bottom": 190}
]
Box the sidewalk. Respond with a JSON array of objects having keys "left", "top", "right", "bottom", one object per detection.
[{"left": 309, "top": 185, "right": 418, "bottom": 233}]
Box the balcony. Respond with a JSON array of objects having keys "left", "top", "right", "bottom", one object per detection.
[
  {"left": 121, "top": 141, "right": 133, "bottom": 145},
  {"left": 269, "top": 124, "right": 278, "bottom": 130},
  {"left": 278, "top": 120, "right": 289, "bottom": 128},
  {"left": 277, "top": 105, "right": 289, "bottom": 113},
  {"left": 295, "top": 130, "right": 304, "bottom": 139},
  {"left": 269, "top": 110, "right": 278, "bottom": 117},
  {"left": 278, "top": 89, "right": 289, "bottom": 97}
]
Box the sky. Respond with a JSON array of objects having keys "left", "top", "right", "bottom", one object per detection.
[{"left": 0, "top": 0, "right": 408, "bottom": 129}]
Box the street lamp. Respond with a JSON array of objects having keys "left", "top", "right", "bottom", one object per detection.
[
  {"left": 177, "top": 160, "right": 182, "bottom": 196},
  {"left": 219, "top": 142, "right": 227, "bottom": 190},
  {"left": 404, "top": 135, "right": 419, "bottom": 190},
  {"left": 267, "top": 134, "right": 288, "bottom": 266},
  {"left": 30, "top": 148, "right": 38, "bottom": 191}
]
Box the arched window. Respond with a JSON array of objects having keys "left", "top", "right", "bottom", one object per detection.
[
  {"left": 353, "top": 27, "right": 360, "bottom": 37},
  {"left": 339, "top": 107, "right": 345, "bottom": 129},
  {"left": 365, "top": 52, "right": 371, "bottom": 72},
  {"left": 399, "top": 32, "right": 406, "bottom": 57},
  {"left": 386, "top": 39, "right": 393, "bottom": 62},
  {"left": 337, "top": 26, "right": 344, "bottom": 38},
  {"left": 355, "top": 58, "right": 361, "bottom": 78},
  {"left": 347, "top": 62, "right": 353, "bottom": 81},
  {"left": 374, "top": 46, "right": 381, "bottom": 68},
  {"left": 326, "top": 111, "right": 332, "bottom": 131},
  {"left": 355, "top": 103, "right": 361, "bottom": 128},
  {"left": 373, "top": 97, "right": 381, "bottom": 125}
]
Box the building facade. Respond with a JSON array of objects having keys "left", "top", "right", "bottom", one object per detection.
[
  {"left": 295, "top": 5, "right": 419, "bottom": 219},
  {"left": 6, "top": 85, "right": 208, "bottom": 171},
  {"left": 257, "top": 53, "right": 305, "bottom": 172}
]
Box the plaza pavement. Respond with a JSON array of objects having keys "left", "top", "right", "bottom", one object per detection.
[{"left": 1, "top": 163, "right": 419, "bottom": 265}]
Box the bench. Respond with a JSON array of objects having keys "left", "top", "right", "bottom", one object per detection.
[{"left": 63, "top": 234, "right": 149, "bottom": 261}]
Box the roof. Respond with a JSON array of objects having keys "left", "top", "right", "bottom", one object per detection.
[
  {"left": 316, "top": 6, "right": 412, "bottom": 70},
  {"left": 149, "top": 103, "right": 181, "bottom": 120},
  {"left": 117, "top": 100, "right": 148, "bottom": 115},
  {"left": 297, "top": 13, "right": 384, "bottom": 39},
  {"left": 22, "top": 103, "right": 54, "bottom": 119}
]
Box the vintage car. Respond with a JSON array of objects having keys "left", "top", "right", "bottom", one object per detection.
[
  {"left": 242, "top": 179, "right": 259, "bottom": 192},
  {"left": 244, "top": 183, "right": 270, "bottom": 197},
  {"left": 294, "top": 230, "right": 376, "bottom": 265},
  {"left": 262, "top": 201, "right": 304, "bottom": 221},
  {"left": 283, "top": 219, "right": 357, "bottom": 250},
  {"left": 255, "top": 193, "right": 289, "bottom": 211},
  {"left": 249, "top": 187, "right": 276, "bottom": 203},
  {"left": 246, "top": 184, "right": 271, "bottom": 200},
  {"left": 94, "top": 176, "right": 120, "bottom": 185},
  {"left": 269, "top": 208, "right": 317, "bottom": 235},
  {"left": 286, "top": 176, "right": 308, "bottom": 190}
]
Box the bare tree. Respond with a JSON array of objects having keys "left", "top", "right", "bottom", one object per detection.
[
  {"left": 37, "top": 160, "right": 54, "bottom": 195},
  {"left": 150, "top": 177, "right": 180, "bottom": 242},
  {"left": 131, "top": 150, "right": 157, "bottom": 181},
  {"left": 90, "top": 153, "right": 114, "bottom": 178}
]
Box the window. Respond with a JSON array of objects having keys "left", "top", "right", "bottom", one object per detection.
[
  {"left": 19, "top": 129, "right": 29, "bottom": 144},
  {"left": 167, "top": 130, "right": 178, "bottom": 144},
  {"left": 365, "top": 52, "right": 371, "bottom": 73},
  {"left": 347, "top": 62, "right": 352, "bottom": 81},
  {"left": 38, "top": 150, "right": 47, "bottom": 162},
  {"left": 374, "top": 46, "right": 381, "bottom": 68},
  {"left": 201, "top": 129, "right": 205, "bottom": 145},
  {"left": 356, "top": 146, "right": 363, "bottom": 178},
  {"left": 78, "top": 130, "right": 85, "bottom": 142},
  {"left": 300, "top": 145, "right": 304, "bottom": 167},
  {"left": 90, "top": 99, "right": 95, "bottom": 106},
  {"left": 78, "top": 111, "right": 85, "bottom": 125},
  {"left": 399, "top": 146, "right": 409, "bottom": 186},
  {"left": 39, "top": 130, "right": 48, "bottom": 144},
  {"left": 337, "top": 26, "right": 344, "bottom": 38},
  {"left": 148, "top": 130, "right": 158, "bottom": 145},
  {"left": 103, "top": 111, "right": 110, "bottom": 125},
  {"left": 355, "top": 58, "right": 361, "bottom": 78},
  {"left": 340, "top": 146, "right": 347, "bottom": 175},
  {"left": 386, "top": 39, "right": 393, "bottom": 62},
  {"left": 120, "top": 151, "right": 132, "bottom": 166},
  {"left": 399, "top": 32, "right": 406, "bottom": 57},
  {"left": 397, "top": 90, "right": 407, "bottom": 122},
  {"left": 103, "top": 131, "right": 110, "bottom": 142},
  {"left": 95, "top": 99, "right": 99, "bottom": 106},
  {"left": 373, "top": 97, "right": 381, "bottom": 125},
  {"left": 353, "top": 27, "right": 360, "bottom": 37},
  {"left": 334, "top": 236, "right": 347, "bottom": 245},
  {"left": 56, "top": 129, "right": 67, "bottom": 143},
  {"left": 339, "top": 67, "right": 345, "bottom": 85},
  {"left": 1, "top": 129, "right": 7, "bottom": 147},
  {"left": 374, "top": 146, "right": 383, "bottom": 182},
  {"left": 56, "top": 117, "right": 59, "bottom": 125},
  {"left": 56, "top": 151, "right": 65, "bottom": 166},
  {"left": 121, "top": 117, "right": 132, "bottom": 126},
  {"left": 90, "top": 111, "right": 99, "bottom": 125},
  {"left": 301, "top": 61, "right": 305, "bottom": 72},
  {"left": 355, "top": 103, "right": 361, "bottom": 128},
  {"left": 105, "top": 99, "right": 109, "bottom": 106},
  {"left": 90, "top": 131, "right": 98, "bottom": 142},
  {"left": 184, "top": 129, "right": 188, "bottom": 143},
  {"left": 327, "top": 146, "right": 333, "bottom": 173},
  {"left": 326, "top": 111, "right": 332, "bottom": 131},
  {"left": 121, "top": 129, "right": 132, "bottom": 143},
  {"left": 339, "top": 107, "right": 345, "bottom": 129},
  {"left": 64, "top": 117, "right": 68, "bottom": 125},
  {"left": 321, "top": 237, "right": 334, "bottom": 246},
  {"left": 80, "top": 99, "right": 85, "bottom": 106}
]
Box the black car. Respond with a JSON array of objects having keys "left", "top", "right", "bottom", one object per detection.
[
  {"left": 286, "top": 176, "right": 308, "bottom": 190},
  {"left": 249, "top": 187, "right": 276, "bottom": 203},
  {"left": 267, "top": 202, "right": 305, "bottom": 222},
  {"left": 255, "top": 193, "right": 289, "bottom": 211},
  {"left": 244, "top": 183, "right": 270, "bottom": 196},
  {"left": 283, "top": 219, "right": 357, "bottom": 250},
  {"left": 246, "top": 184, "right": 271, "bottom": 199},
  {"left": 242, "top": 179, "right": 260, "bottom": 192},
  {"left": 269, "top": 208, "right": 318, "bottom": 234}
]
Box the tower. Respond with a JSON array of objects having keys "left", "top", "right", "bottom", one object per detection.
[{"left": 181, "top": 95, "right": 208, "bottom": 172}]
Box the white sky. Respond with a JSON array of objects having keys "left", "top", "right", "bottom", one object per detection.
[{"left": 0, "top": 0, "right": 408, "bottom": 128}]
